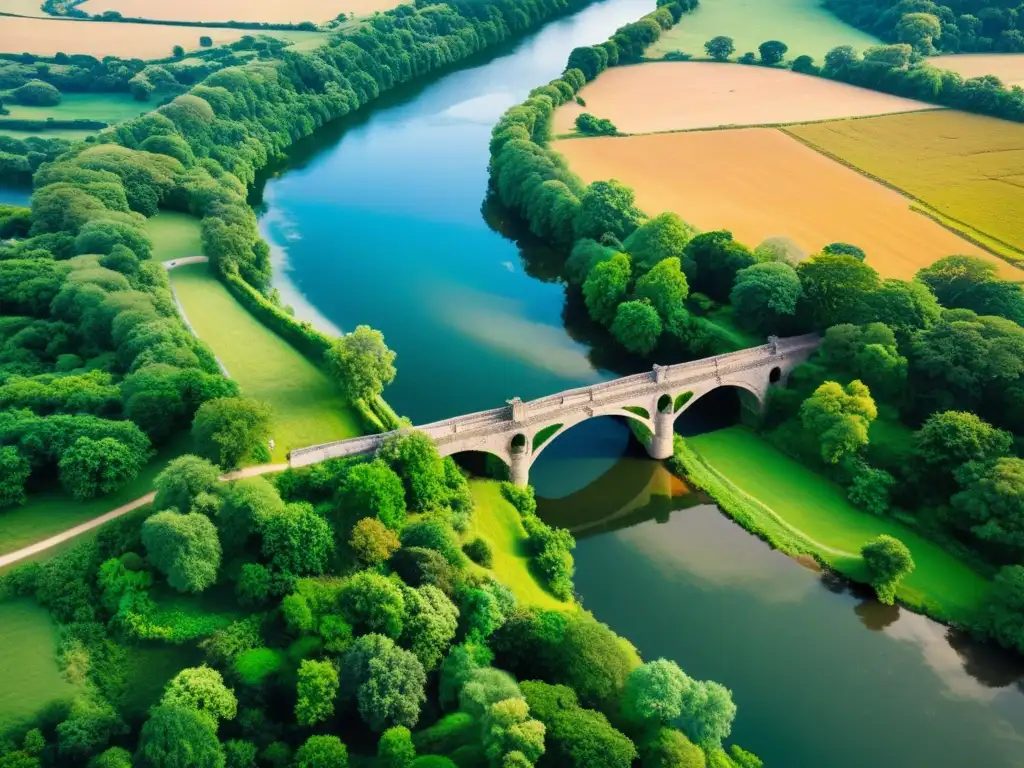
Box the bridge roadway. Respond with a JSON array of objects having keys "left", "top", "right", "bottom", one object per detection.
[{"left": 289, "top": 333, "right": 820, "bottom": 485}]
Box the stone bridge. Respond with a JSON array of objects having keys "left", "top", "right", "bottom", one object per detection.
[{"left": 288, "top": 334, "right": 820, "bottom": 486}]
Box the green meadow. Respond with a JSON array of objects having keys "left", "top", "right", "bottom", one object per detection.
[
  {"left": 687, "top": 426, "right": 991, "bottom": 622},
  {"left": 1, "top": 92, "right": 146, "bottom": 124},
  {"left": 147, "top": 210, "right": 205, "bottom": 261},
  {"left": 650, "top": 0, "right": 880, "bottom": 62}
]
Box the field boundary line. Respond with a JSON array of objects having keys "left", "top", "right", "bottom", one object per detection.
[{"left": 779, "top": 126, "right": 1024, "bottom": 268}]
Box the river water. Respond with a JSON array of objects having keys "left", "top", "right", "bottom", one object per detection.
[{"left": 255, "top": 1, "right": 1024, "bottom": 764}]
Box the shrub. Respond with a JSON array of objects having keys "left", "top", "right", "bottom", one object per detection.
[
  {"left": 575, "top": 113, "right": 617, "bottom": 135},
  {"left": 232, "top": 647, "right": 285, "bottom": 685},
  {"left": 861, "top": 535, "right": 914, "bottom": 605},
  {"left": 12, "top": 79, "right": 61, "bottom": 106},
  {"left": 463, "top": 536, "right": 494, "bottom": 567}
]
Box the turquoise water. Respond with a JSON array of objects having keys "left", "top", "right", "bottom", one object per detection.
[
  {"left": 255, "top": 2, "right": 1024, "bottom": 764},
  {"left": 0, "top": 185, "right": 30, "bottom": 207}
]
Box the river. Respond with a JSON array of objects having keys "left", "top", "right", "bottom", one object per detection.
[{"left": 253, "top": 1, "right": 1024, "bottom": 764}]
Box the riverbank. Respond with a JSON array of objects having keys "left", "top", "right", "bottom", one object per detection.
[{"left": 671, "top": 427, "right": 992, "bottom": 625}]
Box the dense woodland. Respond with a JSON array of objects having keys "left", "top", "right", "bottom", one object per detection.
[
  {"left": 827, "top": 0, "right": 1024, "bottom": 53},
  {"left": 489, "top": 3, "right": 1024, "bottom": 653}
]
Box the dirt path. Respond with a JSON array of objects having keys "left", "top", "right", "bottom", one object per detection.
[{"left": 0, "top": 462, "right": 288, "bottom": 570}]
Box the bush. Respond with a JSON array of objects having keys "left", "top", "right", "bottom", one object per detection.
[
  {"left": 575, "top": 113, "right": 617, "bottom": 135},
  {"left": 232, "top": 647, "right": 285, "bottom": 685},
  {"left": 12, "top": 79, "right": 61, "bottom": 106},
  {"left": 462, "top": 536, "right": 494, "bottom": 567}
]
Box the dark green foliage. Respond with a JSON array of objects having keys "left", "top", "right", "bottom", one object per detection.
[
  {"left": 223, "top": 740, "right": 258, "bottom": 768},
  {"left": 218, "top": 476, "right": 284, "bottom": 556},
  {"left": 378, "top": 432, "right": 448, "bottom": 512},
  {"left": 191, "top": 396, "right": 272, "bottom": 469},
  {"left": 584, "top": 251, "right": 632, "bottom": 326},
  {"left": 981, "top": 565, "right": 1024, "bottom": 654},
  {"left": 639, "top": 728, "right": 706, "bottom": 768},
  {"left": 612, "top": 300, "right": 663, "bottom": 355},
  {"left": 409, "top": 758, "right": 458, "bottom": 768},
  {"left": 12, "top": 79, "right": 61, "bottom": 106},
  {"left": 390, "top": 546, "right": 457, "bottom": 595},
  {"left": 401, "top": 517, "right": 464, "bottom": 566},
  {"left": 0, "top": 445, "right": 30, "bottom": 507},
  {"left": 575, "top": 113, "right": 617, "bottom": 135},
  {"left": 56, "top": 696, "right": 126, "bottom": 759},
  {"left": 463, "top": 536, "right": 494, "bottom": 567},
  {"left": 797, "top": 253, "right": 882, "bottom": 328},
  {"left": 730, "top": 261, "right": 802, "bottom": 335},
  {"left": 142, "top": 509, "right": 221, "bottom": 593},
  {"left": 340, "top": 633, "right": 427, "bottom": 731},
  {"left": 952, "top": 457, "right": 1024, "bottom": 558},
  {"left": 339, "top": 571, "right": 406, "bottom": 638},
  {"left": 911, "top": 410, "right": 1012, "bottom": 496},
  {"left": 137, "top": 704, "right": 223, "bottom": 768},
  {"left": 293, "top": 735, "right": 348, "bottom": 768},
  {"left": 335, "top": 458, "right": 406, "bottom": 529},
  {"left": 704, "top": 36, "right": 735, "bottom": 60},
  {"left": 758, "top": 40, "right": 788, "bottom": 65},
  {"left": 684, "top": 231, "right": 757, "bottom": 304},
  {"left": 400, "top": 584, "right": 460, "bottom": 671},
  {"left": 153, "top": 455, "right": 220, "bottom": 512},
  {"left": 258, "top": 502, "right": 334, "bottom": 577},
  {"left": 459, "top": 666, "right": 522, "bottom": 719},
  {"left": 574, "top": 180, "right": 644, "bottom": 242},
  {"left": 58, "top": 436, "right": 146, "bottom": 499},
  {"left": 790, "top": 54, "right": 818, "bottom": 74}
]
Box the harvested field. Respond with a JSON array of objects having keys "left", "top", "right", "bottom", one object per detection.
[
  {"left": 552, "top": 128, "right": 1018, "bottom": 280},
  {"left": 787, "top": 110, "right": 1024, "bottom": 258},
  {"left": 649, "top": 0, "right": 879, "bottom": 61},
  {"left": 553, "top": 62, "right": 934, "bottom": 135},
  {"left": 931, "top": 53, "right": 1024, "bottom": 87},
  {"left": 76, "top": 0, "right": 395, "bottom": 23},
  {"left": 0, "top": 16, "right": 252, "bottom": 57}
]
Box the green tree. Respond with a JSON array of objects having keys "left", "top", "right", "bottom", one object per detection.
[
  {"left": 865, "top": 279, "right": 941, "bottom": 341},
  {"left": 223, "top": 741, "right": 257, "bottom": 768},
  {"left": 797, "top": 254, "right": 881, "bottom": 328},
  {"left": 622, "top": 659, "right": 688, "bottom": 725},
  {"left": 574, "top": 180, "right": 643, "bottom": 242},
  {"left": 0, "top": 446, "right": 31, "bottom": 507},
  {"left": 11, "top": 79, "right": 60, "bottom": 106},
  {"left": 583, "top": 251, "right": 631, "bottom": 326},
  {"left": 636, "top": 257, "right": 689, "bottom": 319},
  {"left": 952, "top": 457, "right": 1024, "bottom": 557},
  {"left": 282, "top": 593, "right": 315, "bottom": 634},
  {"left": 863, "top": 43, "right": 912, "bottom": 68},
  {"left": 917, "top": 254, "right": 998, "bottom": 306},
  {"left": 378, "top": 726, "right": 416, "bottom": 768},
  {"left": 981, "top": 565, "right": 1024, "bottom": 654},
  {"left": 758, "top": 40, "right": 788, "bottom": 64},
  {"left": 339, "top": 571, "right": 407, "bottom": 638},
  {"left": 318, "top": 614, "right": 355, "bottom": 653},
  {"left": 400, "top": 584, "right": 460, "bottom": 671},
  {"left": 340, "top": 633, "right": 427, "bottom": 731},
  {"left": 460, "top": 667, "right": 523, "bottom": 719},
  {"left": 683, "top": 230, "right": 756, "bottom": 304},
  {"left": 611, "top": 300, "right": 662, "bottom": 355},
  {"left": 799, "top": 380, "right": 877, "bottom": 464},
  {"left": 192, "top": 397, "right": 272, "bottom": 469},
  {"left": 236, "top": 563, "right": 271, "bottom": 607},
  {"left": 58, "top": 436, "right": 146, "bottom": 500},
  {"left": 824, "top": 44, "right": 859, "bottom": 72},
  {"left": 678, "top": 680, "right": 735, "bottom": 751},
  {"left": 218, "top": 476, "right": 284, "bottom": 556},
  {"left": 729, "top": 261, "right": 802, "bottom": 335},
  {"left": 350, "top": 517, "right": 401, "bottom": 566},
  {"left": 912, "top": 411, "right": 1012, "bottom": 494},
  {"left": 861, "top": 535, "right": 915, "bottom": 605},
  {"left": 92, "top": 747, "right": 134, "bottom": 768},
  {"left": 897, "top": 12, "right": 942, "bottom": 53},
  {"left": 482, "top": 698, "right": 546, "bottom": 766},
  {"left": 325, "top": 325, "right": 397, "bottom": 403},
  {"left": 704, "top": 36, "right": 735, "bottom": 61},
  {"left": 639, "top": 728, "right": 705, "bottom": 768},
  {"left": 258, "top": 502, "right": 334, "bottom": 576},
  {"left": 293, "top": 735, "right": 348, "bottom": 768},
  {"left": 823, "top": 243, "right": 866, "bottom": 260},
  {"left": 162, "top": 666, "right": 237, "bottom": 724},
  {"left": 295, "top": 659, "right": 339, "bottom": 727},
  {"left": 137, "top": 704, "right": 223, "bottom": 768},
  {"left": 377, "top": 432, "right": 447, "bottom": 512},
  {"left": 336, "top": 459, "right": 406, "bottom": 529},
  {"left": 142, "top": 510, "right": 222, "bottom": 593},
  {"left": 623, "top": 212, "right": 693, "bottom": 271},
  {"left": 56, "top": 696, "right": 126, "bottom": 759},
  {"left": 153, "top": 454, "right": 220, "bottom": 512}
]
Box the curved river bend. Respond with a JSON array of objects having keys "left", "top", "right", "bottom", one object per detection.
[{"left": 254, "top": 2, "right": 1024, "bottom": 764}]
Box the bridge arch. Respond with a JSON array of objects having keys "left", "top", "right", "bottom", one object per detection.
[
  {"left": 529, "top": 405, "right": 654, "bottom": 464},
  {"left": 671, "top": 380, "right": 766, "bottom": 428}
]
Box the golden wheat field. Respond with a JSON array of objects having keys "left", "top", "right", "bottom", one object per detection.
[
  {"left": 553, "top": 62, "right": 934, "bottom": 135},
  {"left": 76, "top": 0, "right": 396, "bottom": 23},
  {"left": 787, "top": 110, "right": 1024, "bottom": 256},
  {"left": 553, "top": 128, "right": 1021, "bottom": 280},
  {"left": 930, "top": 54, "right": 1024, "bottom": 87}
]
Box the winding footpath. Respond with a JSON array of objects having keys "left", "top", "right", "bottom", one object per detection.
[{"left": 0, "top": 463, "right": 287, "bottom": 570}]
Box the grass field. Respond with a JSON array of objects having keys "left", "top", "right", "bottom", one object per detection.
[
  {"left": 467, "top": 480, "right": 569, "bottom": 611},
  {"left": 147, "top": 211, "right": 204, "bottom": 261},
  {"left": 0, "top": 92, "right": 146, "bottom": 124},
  {"left": 0, "top": 600, "right": 82, "bottom": 734},
  {"left": 0, "top": 126, "right": 95, "bottom": 140},
  {"left": 553, "top": 127, "right": 1002, "bottom": 279},
  {"left": 0, "top": 433, "right": 187, "bottom": 556},
  {"left": 553, "top": 63, "right": 932, "bottom": 135},
  {"left": 787, "top": 110, "right": 1024, "bottom": 259},
  {"left": 77, "top": 0, "right": 398, "bottom": 23},
  {"left": 687, "top": 427, "right": 991, "bottom": 621},
  {"left": 0, "top": 17, "right": 323, "bottom": 58},
  {"left": 169, "top": 263, "right": 362, "bottom": 460},
  {"left": 931, "top": 53, "right": 1024, "bottom": 87},
  {"left": 649, "top": 0, "right": 879, "bottom": 61}
]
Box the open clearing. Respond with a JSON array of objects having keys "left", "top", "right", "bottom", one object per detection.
[
  {"left": 649, "top": 0, "right": 879, "bottom": 61},
  {"left": 0, "top": 92, "right": 146, "bottom": 124},
  {"left": 931, "top": 53, "right": 1024, "bottom": 87},
  {"left": 0, "top": 17, "right": 322, "bottom": 58},
  {"left": 553, "top": 128, "right": 1013, "bottom": 280},
  {"left": 169, "top": 262, "right": 362, "bottom": 460},
  {"left": 148, "top": 210, "right": 205, "bottom": 262},
  {"left": 0, "top": 600, "right": 82, "bottom": 732},
  {"left": 788, "top": 110, "right": 1024, "bottom": 257},
  {"left": 77, "top": 0, "right": 397, "bottom": 23},
  {"left": 689, "top": 427, "right": 991, "bottom": 621},
  {"left": 554, "top": 62, "right": 934, "bottom": 135},
  {"left": 468, "top": 480, "right": 568, "bottom": 611}
]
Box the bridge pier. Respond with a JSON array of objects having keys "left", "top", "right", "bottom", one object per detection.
[
  {"left": 646, "top": 410, "right": 675, "bottom": 460},
  {"left": 509, "top": 451, "right": 530, "bottom": 487}
]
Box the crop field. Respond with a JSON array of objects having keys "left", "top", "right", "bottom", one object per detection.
[
  {"left": 0, "top": 0, "right": 52, "bottom": 16},
  {"left": 553, "top": 62, "right": 933, "bottom": 135},
  {"left": 787, "top": 110, "right": 1024, "bottom": 258},
  {"left": 553, "top": 127, "right": 1010, "bottom": 279},
  {"left": 688, "top": 427, "right": 991, "bottom": 621},
  {"left": 930, "top": 53, "right": 1024, "bottom": 87},
  {"left": 0, "top": 92, "right": 146, "bottom": 124},
  {"left": 0, "top": 600, "right": 82, "bottom": 733},
  {"left": 76, "top": 0, "right": 398, "bottom": 23},
  {"left": 649, "top": 0, "right": 879, "bottom": 61},
  {"left": 169, "top": 262, "right": 363, "bottom": 460}
]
